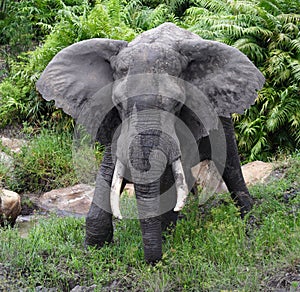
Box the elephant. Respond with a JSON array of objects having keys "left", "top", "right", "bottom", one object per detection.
[{"left": 36, "top": 23, "right": 265, "bottom": 263}]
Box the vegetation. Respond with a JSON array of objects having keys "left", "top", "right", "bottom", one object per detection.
[
  {"left": 0, "top": 0, "right": 299, "bottom": 161},
  {"left": 0, "top": 154, "right": 299, "bottom": 290},
  {"left": 183, "top": 0, "right": 300, "bottom": 160},
  {"left": 0, "top": 0, "right": 89, "bottom": 54},
  {"left": 0, "top": 127, "right": 106, "bottom": 192},
  {"left": 0, "top": 0, "right": 298, "bottom": 185},
  {"left": 0, "top": 129, "right": 76, "bottom": 192},
  {"left": 0, "top": 0, "right": 137, "bottom": 127},
  {"left": 0, "top": 2, "right": 299, "bottom": 290}
]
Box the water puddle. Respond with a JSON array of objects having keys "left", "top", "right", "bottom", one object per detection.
[
  {"left": 16, "top": 213, "right": 48, "bottom": 238},
  {"left": 16, "top": 217, "right": 37, "bottom": 238},
  {"left": 15, "top": 210, "right": 85, "bottom": 238}
]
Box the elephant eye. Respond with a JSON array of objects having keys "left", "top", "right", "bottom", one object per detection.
[
  {"left": 119, "top": 67, "right": 128, "bottom": 74},
  {"left": 174, "top": 101, "right": 183, "bottom": 112},
  {"left": 116, "top": 102, "right": 123, "bottom": 111},
  {"left": 117, "top": 63, "right": 129, "bottom": 76}
]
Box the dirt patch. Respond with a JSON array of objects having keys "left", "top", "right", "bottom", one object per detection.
[
  {"left": 0, "top": 124, "right": 27, "bottom": 140},
  {"left": 20, "top": 194, "right": 42, "bottom": 216},
  {"left": 263, "top": 259, "right": 300, "bottom": 291},
  {"left": 0, "top": 263, "right": 26, "bottom": 290}
]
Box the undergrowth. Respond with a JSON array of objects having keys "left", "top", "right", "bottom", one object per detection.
[
  {"left": 0, "top": 129, "right": 77, "bottom": 192},
  {"left": 0, "top": 128, "right": 104, "bottom": 192},
  {"left": 0, "top": 154, "right": 299, "bottom": 291}
]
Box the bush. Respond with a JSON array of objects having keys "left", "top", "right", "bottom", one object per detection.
[
  {"left": 0, "top": 0, "right": 87, "bottom": 55},
  {"left": 3, "top": 129, "right": 78, "bottom": 192},
  {"left": 0, "top": 0, "right": 136, "bottom": 129}
]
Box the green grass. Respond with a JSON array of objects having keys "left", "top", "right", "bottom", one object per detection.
[
  {"left": 0, "top": 129, "right": 78, "bottom": 193},
  {"left": 0, "top": 128, "right": 104, "bottom": 193},
  {"left": 0, "top": 154, "right": 299, "bottom": 291}
]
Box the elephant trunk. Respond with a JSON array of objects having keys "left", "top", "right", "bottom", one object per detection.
[
  {"left": 135, "top": 181, "right": 162, "bottom": 263},
  {"left": 110, "top": 130, "right": 189, "bottom": 220},
  {"left": 110, "top": 113, "right": 189, "bottom": 263}
]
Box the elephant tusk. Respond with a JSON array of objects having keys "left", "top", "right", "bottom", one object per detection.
[
  {"left": 110, "top": 159, "right": 125, "bottom": 219},
  {"left": 172, "top": 159, "right": 189, "bottom": 212}
]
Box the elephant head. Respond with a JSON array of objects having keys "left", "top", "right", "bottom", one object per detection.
[{"left": 37, "top": 23, "right": 264, "bottom": 263}]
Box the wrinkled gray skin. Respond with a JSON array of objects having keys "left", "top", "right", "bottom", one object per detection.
[{"left": 36, "top": 23, "right": 265, "bottom": 263}]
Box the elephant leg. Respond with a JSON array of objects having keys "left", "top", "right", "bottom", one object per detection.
[
  {"left": 160, "top": 167, "right": 178, "bottom": 233},
  {"left": 213, "top": 117, "right": 254, "bottom": 218},
  {"left": 160, "top": 164, "right": 195, "bottom": 233},
  {"left": 161, "top": 205, "right": 178, "bottom": 235},
  {"left": 85, "top": 147, "right": 121, "bottom": 248}
]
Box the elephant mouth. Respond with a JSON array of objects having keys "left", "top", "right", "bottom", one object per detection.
[
  {"left": 128, "top": 129, "right": 181, "bottom": 171},
  {"left": 110, "top": 157, "right": 189, "bottom": 219}
]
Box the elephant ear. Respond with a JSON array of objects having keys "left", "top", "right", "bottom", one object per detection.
[
  {"left": 179, "top": 39, "right": 265, "bottom": 140},
  {"left": 36, "top": 38, "right": 128, "bottom": 144}
]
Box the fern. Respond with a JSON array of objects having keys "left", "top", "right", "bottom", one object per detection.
[
  {"left": 259, "top": 0, "right": 282, "bottom": 15},
  {"left": 193, "top": 0, "right": 229, "bottom": 13},
  {"left": 211, "top": 23, "right": 245, "bottom": 39},
  {"left": 230, "top": 0, "right": 261, "bottom": 16},
  {"left": 0, "top": 0, "right": 136, "bottom": 128},
  {"left": 233, "top": 38, "right": 267, "bottom": 63}
]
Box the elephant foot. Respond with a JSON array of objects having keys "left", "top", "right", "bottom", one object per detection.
[
  {"left": 190, "top": 184, "right": 198, "bottom": 196},
  {"left": 161, "top": 210, "right": 178, "bottom": 233},
  {"left": 231, "top": 191, "right": 254, "bottom": 219},
  {"left": 85, "top": 203, "right": 113, "bottom": 248}
]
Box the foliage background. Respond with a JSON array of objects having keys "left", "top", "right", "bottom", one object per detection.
[{"left": 0, "top": 0, "right": 299, "bottom": 162}]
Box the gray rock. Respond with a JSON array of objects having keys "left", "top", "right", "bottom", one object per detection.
[
  {"left": 192, "top": 160, "right": 275, "bottom": 203},
  {"left": 70, "top": 284, "right": 97, "bottom": 291},
  {"left": 35, "top": 286, "right": 58, "bottom": 292},
  {"left": 38, "top": 184, "right": 95, "bottom": 216},
  {"left": 0, "top": 151, "right": 14, "bottom": 170},
  {"left": 0, "top": 136, "right": 26, "bottom": 153}
]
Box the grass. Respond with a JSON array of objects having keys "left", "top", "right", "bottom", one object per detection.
[
  {"left": 0, "top": 128, "right": 104, "bottom": 193},
  {"left": 0, "top": 129, "right": 89, "bottom": 192},
  {"left": 0, "top": 154, "right": 299, "bottom": 291}
]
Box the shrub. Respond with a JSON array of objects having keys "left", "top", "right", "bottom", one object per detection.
[
  {"left": 0, "top": 0, "right": 136, "bottom": 129},
  {"left": 0, "top": 0, "right": 87, "bottom": 55},
  {"left": 4, "top": 129, "right": 78, "bottom": 192}
]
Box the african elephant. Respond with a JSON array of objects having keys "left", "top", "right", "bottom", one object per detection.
[{"left": 36, "top": 23, "right": 264, "bottom": 263}]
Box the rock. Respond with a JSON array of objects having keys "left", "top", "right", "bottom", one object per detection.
[
  {"left": 192, "top": 160, "right": 223, "bottom": 191},
  {"left": 217, "top": 160, "right": 275, "bottom": 193},
  {"left": 123, "top": 183, "right": 135, "bottom": 196},
  {"left": 0, "top": 136, "right": 26, "bottom": 153},
  {"left": 35, "top": 286, "right": 58, "bottom": 291},
  {"left": 70, "top": 285, "right": 97, "bottom": 292},
  {"left": 192, "top": 160, "right": 224, "bottom": 203},
  {"left": 38, "top": 161, "right": 274, "bottom": 216},
  {"left": 0, "top": 136, "right": 27, "bottom": 175},
  {"left": 0, "top": 189, "right": 21, "bottom": 226},
  {"left": 243, "top": 160, "right": 275, "bottom": 184},
  {"left": 0, "top": 151, "right": 14, "bottom": 170},
  {"left": 38, "top": 184, "right": 95, "bottom": 216},
  {"left": 38, "top": 183, "right": 136, "bottom": 216},
  {"left": 193, "top": 160, "right": 275, "bottom": 196}
]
